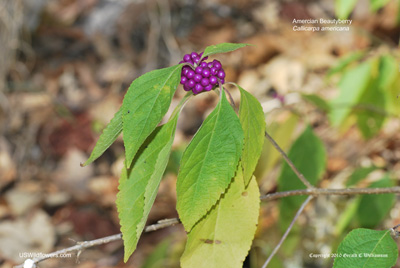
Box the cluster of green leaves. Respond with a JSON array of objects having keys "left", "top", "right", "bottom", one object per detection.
[
  {"left": 83, "top": 43, "right": 265, "bottom": 267},
  {"left": 304, "top": 52, "right": 399, "bottom": 139},
  {"left": 335, "top": 0, "right": 398, "bottom": 20}
]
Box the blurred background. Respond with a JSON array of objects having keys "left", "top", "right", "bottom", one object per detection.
[{"left": 0, "top": 0, "right": 399, "bottom": 267}]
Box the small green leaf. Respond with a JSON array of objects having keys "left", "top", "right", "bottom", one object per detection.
[
  {"left": 335, "top": 0, "right": 358, "bottom": 19},
  {"left": 177, "top": 90, "right": 244, "bottom": 232},
  {"left": 329, "top": 61, "right": 372, "bottom": 126},
  {"left": 82, "top": 108, "right": 122, "bottom": 166},
  {"left": 278, "top": 126, "right": 326, "bottom": 231},
  {"left": 370, "top": 0, "right": 391, "bottom": 11},
  {"left": 327, "top": 50, "right": 365, "bottom": 77},
  {"left": 378, "top": 55, "right": 397, "bottom": 89},
  {"left": 122, "top": 64, "right": 182, "bottom": 168},
  {"left": 117, "top": 112, "right": 179, "bottom": 262},
  {"left": 357, "top": 176, "right": 395, "bottom": 228},
  {"left": 333, "top": 228, "right": 398, "bottom": 268},
  {"left": 346, "top": 166, "right": 376, "bottom": 187},
  {"left": 302, "top": 94, "right": 331, "bottom": 113},
  {"left": 181, "top": 168, "right": 260, "bottom": 268},
  {"left": 202, "top": 43, "right": 251, "bottom": 58},
  {"left": 236, "top": 84, "right": 266, "bottom": 186}
]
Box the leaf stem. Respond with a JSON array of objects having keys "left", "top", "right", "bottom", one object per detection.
[
  {"left": 261, "top": 196, "right": 314, "bottom": 268},
  {"left": 264, "top": 130, "right": 315, "bottom": 189}
]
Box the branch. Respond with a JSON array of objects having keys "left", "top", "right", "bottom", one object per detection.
[
  {"left": 264, "top": 131, "right": 314, "bottom": 189},
  {"left": 261, "top": 187, "right": 400, "bottom": 201},
  {"left": 262, "top": 196, "right": 314, "bottom": 268},
  {"left": 15, "top": 218, "right": 180, "bottom": 268}
]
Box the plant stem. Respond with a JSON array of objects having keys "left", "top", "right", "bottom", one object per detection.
[
  {"left": 262, "top": 196, "right": 314, "bottom": 268},
  {"left": 261, "top": 186, "right": 400, "bottom": 201},
  {"left": 14, "top": 218, "right": 180, "bottom": 268},
  {"left": 264, "top": 130, "right": 314, "bottom": 189}
]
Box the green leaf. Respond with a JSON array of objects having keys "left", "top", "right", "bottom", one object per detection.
[
  {"left": 122, "top": 64, "right": 182, "bottom": 168},
  {"left": 181, "top": 168, "right": 260, "bottom": 268},
  {"left": 346, "top": 166, "right": 376, "bottom": 187},
  {"left": 356, "top": 78, "right": 386, "bottom": 139},
  {"left": 357, "top": 176, "right": 395, "bottom": 228},
  {"left": 333, "top": 228, "right": 398, "bottom": 268},
  {"left": 327, "top": 50, "right": 365, "bottom": 77},
  {"left": 237, "top": 84, "right": 266, "bottom": 186},
  {"left": 370, "top": 0, "right": 391, "bottom": 11},
  {"left": 202, "top": 43, "right": 251, "bottom": 58},
  {"left": 177, "top": 90, "right": 244, "bottom": 232},
  {"left": 278, "top": 126, "right": 326, "bottom": 231},
  {"left": 378, "top": 55, "right": 397, "bottom": 89},
  {"left": 335, "top": 0, "right": 358, "bottom": 19},
  {"left": 82, "top": 108, "right": 122, "bottom": 166},
  {"left": 329, "top": 61, "right": 372, "bottom": 126},
  {"left": 117, "top": 112, "right": 179, "bottom": 262},
  {"left": 302, "top": 94, "right": 331, "bottom": 113}
]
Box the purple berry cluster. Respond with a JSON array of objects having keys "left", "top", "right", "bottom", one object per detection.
[{"left": 179, "top": 52, "right": 226, "bottom": 94}]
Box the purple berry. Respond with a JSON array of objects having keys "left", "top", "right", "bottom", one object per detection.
[
  {"left": 220, "top": 78, "right": 225, "bottom": 84},
  {"left": 186, "top": 80, "right": 195, "bottom": 88},
  {"left": 201, "top": 78, "right": 209, "bottom": 86},
  {"left": 194, "top": 74, "right": 202, "bottom": 82},
  {"left": 180, "top": 76, "right": 188, "bottom": 84},
  {"left": 217, "top": 70, "right": 225, "bottom": 79},
  {"left": 183, "top": 84, "right": 190, "bottom": 91},
  {"left": 213, "top": 60, "right": 222, "bottom": 70},
  {"left": 191, "top": 52, "right": 199, "bottom": 59},
  {"left": 182, "top": 66, "right": 190, "bottom": 76},
  {"left": 210, "top": 67, "right": 218, "bottom": 76},
  {"left": 202, "top": 67, "right": 210, "bottom": 78},
  {"left": 193, "top": 57, "right": 200, "bottom": 64},
  {"left": 204, "top": 84, "right": 213, "bottom": 91},
  {"left": 187, "top": 70, "right": 195, "bottom": 79},
  {"left": 195, "top": 66, "right": 203, "bottom": 74},
  {"left": 194, "top": 83, "right": 203, "bottom": 93},
  {"left": 207, "top": 62, "right": 213, "bottom": 68},
  {"left": 183, "top": 54, "right": 191, "bottom": 62},
  {"left": 200, "top": 62, "right": 208, "bottom": 68},
  {"left": 209, "top": 76, "right": 218, "bottom": 85}
]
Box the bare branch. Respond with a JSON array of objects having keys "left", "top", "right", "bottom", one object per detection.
[
  {"left": 261, "top": 187, "right": 400, "bottom": 201},
  {"left": 262, "top": 196, "right": 314, "bottom": 268},
  {"left": 14, "top": 218, "right": 180, "bottom": 268},
  {"left": 264, "top": 131, "right": 314, "bottom": 189}
]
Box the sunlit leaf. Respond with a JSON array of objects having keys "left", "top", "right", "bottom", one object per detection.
[
  {"left": 335, "top": 0, "right": 358, "bottom": 19},
  {"left": 181, "top": 168, "right": 260, "bottom": 268}
]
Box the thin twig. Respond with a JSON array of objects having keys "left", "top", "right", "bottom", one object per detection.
[
  {"left": 262, "top": 196, "right": 314, "bottom": 268},
  {"left": 264, "top": 131, "right": 314, "bottom": 189},
  {"left": 261, "top": 186, "right": 400, "bottom": 201},
  {"left": 14, "top": 218, "right": 180, "bottom": 268}
]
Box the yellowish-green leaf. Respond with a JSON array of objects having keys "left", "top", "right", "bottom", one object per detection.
[
  {"left": 176, "top": 90, "right": 244, "bottom": 232},
  {"left": 181, "top": 167, "right": 260, "bottom": 268},
  {"left": 122, "top": 64, "right": 182, "bottom": 168},
  {"left": 236, "top": 84, "right": 266, "bottom": 186}
]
